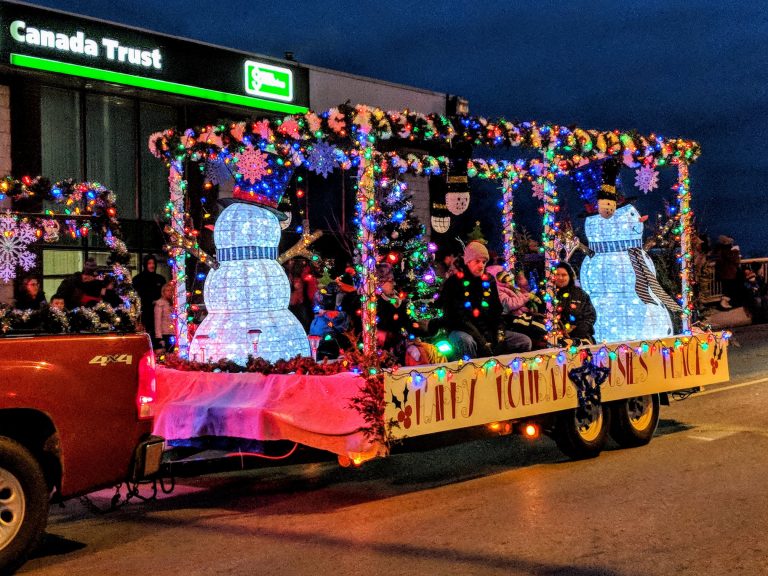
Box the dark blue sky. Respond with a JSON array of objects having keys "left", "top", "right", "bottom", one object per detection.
[{"left": 22, "top": 0, "right": 768, "bottom": 256}]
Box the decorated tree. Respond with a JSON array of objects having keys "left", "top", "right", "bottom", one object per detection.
[{"left": 374, "top": 164, "right": 440, "bottom": 320}]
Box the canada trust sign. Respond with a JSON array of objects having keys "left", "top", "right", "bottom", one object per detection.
[{"left": 9, "top": 19, "right": 163, "bottom": 70}]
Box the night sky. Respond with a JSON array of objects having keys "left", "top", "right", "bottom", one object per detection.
[{"left": 20, "top": 0, "right": 768, "bottom": 256}]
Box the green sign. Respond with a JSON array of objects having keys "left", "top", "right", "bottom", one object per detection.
[
  {"left": 244, "top": 60, "right": 293, "bottom": 102},
  {"left": 0, "top": 2, "right": 309, "bottom": 113}
]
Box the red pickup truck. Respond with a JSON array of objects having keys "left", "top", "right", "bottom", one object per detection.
[{"left": 0, "top": 332, "right": 164, "bottom": 573}]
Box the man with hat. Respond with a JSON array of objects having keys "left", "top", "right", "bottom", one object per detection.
[
  {"left": 437, "top": 240, "right": 532, "bottom": 360},
  {"left": 56, "top": 257, "right": 102, "bottom": 309}
]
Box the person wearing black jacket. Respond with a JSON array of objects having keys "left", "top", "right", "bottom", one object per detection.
[
  {"left": 132, "top": 254, "right": 166, "bottom": 336},
  {"left": 437, "top": 241, "right": 531, "bottom": 360},
  {"left": 553, "top": 261, "right": 597, "bottom": 344}
]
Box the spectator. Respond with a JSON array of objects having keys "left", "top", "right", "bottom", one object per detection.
[
  {"left": 154, "top": 282, "right": 175, "bottom": 350},
  {"left": 437, "top": 240, "right": 532, "bottom": 360},
  {"left": 133, "top": 254, "right": 166, "bottom": 335},
  {"left": 15, "top": 275, "right": 47, "bottom": 310},
  {"left": 743, "top": 267, "right": 768, "bottom": 324},
  {"left": 714, "top": 235, "right": 741, "bottom": 309},
  {"left": 48, "top": 294, "right": 67, "bottom": 311},
  {"left": 553, "top": 261, "right": 597, "bottom": 345},
  {"left": 56, "top": 258, "right": 99, "bottom": 309}
]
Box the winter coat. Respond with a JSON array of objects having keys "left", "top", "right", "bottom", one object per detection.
[
  {"left": 495, "top": 281, "right": 530, "bottom": 316},
  {"left": 437, "top": 263, "right": 503, "bottom": 354},
  {"left": 555, "top": 284, "right": 597, "bottom": 342},
  {"left": 154, "top": 298, "right": 174, "bottom": 340}
]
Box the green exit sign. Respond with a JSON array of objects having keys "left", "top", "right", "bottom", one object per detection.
[{"left": 244, "top": 60, "right": 293, "bottom": 102}]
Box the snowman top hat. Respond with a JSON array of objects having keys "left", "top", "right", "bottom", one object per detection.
[
  {"left": 220, "top": 148, "right": 295, "bottom": 220},
  {"left": 597, "top": 158, "right": 621, "bottom": 202}
]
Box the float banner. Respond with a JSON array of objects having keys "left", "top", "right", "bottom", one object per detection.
[
  {"left": 384, "top": 334, "right": 730, "bottom": 439},
  {"left": 0, "top": 2, "right": 308, "bottom": 113}
]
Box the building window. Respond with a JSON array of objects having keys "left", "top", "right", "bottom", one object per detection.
[
  {"left": 40, "top": 86, "right": 82, "bottom": 181},
  {"left": 86, "top": 94, "right": 138, "bottom": 219},
  {"left": 140, "top": 102, "right": 177, "bottom": 220}
]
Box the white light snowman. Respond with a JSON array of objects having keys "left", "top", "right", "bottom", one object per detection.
[
  {"left": 579, "top": 162, "right": 678, "bottom": 343},
  {"left": 189, "top": 153, "right": 310, "bottom": 364}
]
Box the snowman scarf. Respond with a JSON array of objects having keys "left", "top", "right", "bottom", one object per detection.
[{"left": 627, "top": 248, "right": 682, "bottom": 313}]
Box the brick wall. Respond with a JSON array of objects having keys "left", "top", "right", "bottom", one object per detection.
[{"left": 0, "top": 85, "right": 12, "bottom": 302}]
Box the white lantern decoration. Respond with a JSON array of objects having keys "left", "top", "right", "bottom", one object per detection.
[
  {"left": 189, "top": 202, "right": 310, "bottom": 364},
  {"left": 431, "top": 215, "right": 451, "bottom": 234},
  {"left": 445, "top": 191, "right": 470, "bottom": 215},
  {"left": 580, "top": 204, "right": 674, "bottom": 342}
]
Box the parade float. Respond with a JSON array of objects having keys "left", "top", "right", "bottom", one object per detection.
[{"left": 147, "top": 104, "right": 730, "bottom": 464}]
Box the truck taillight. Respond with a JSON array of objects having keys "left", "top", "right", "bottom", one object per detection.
[{"left": 137, "top": 351, "right": 157, "bottom": 420}]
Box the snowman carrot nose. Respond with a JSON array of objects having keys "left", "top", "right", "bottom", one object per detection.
[{"left": 639, "top": 215, "right": 649, "bottom": 222}]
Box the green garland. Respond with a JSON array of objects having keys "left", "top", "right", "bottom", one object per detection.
[
  {"left": 150, "top": 103, "right": 701, "bottom": 173},
  {"left": 0, "top": 302, "right": 137, "bottom": 334}
]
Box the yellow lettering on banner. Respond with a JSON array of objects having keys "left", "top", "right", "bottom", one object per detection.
[{"left": 385, "top": 335, "right": 730, "bottom": 439}]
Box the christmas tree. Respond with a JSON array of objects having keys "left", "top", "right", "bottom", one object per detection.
[{"left": 374, "top": 164, "right": 440, "bottom": 320}]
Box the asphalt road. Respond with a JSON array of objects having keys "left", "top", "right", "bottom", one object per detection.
[{"left": 19, "top": 325, "right": 768, "bottom": 576}]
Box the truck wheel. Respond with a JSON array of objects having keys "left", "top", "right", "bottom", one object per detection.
[
  {"left": 554, "top": 403, "right": 611, "bottom": 460},
  {"left": 0, "top": 437, "right": 49, "bottom": 574},
  {"left": 610, "top": 394, "right": 660, "bottom": 448}
]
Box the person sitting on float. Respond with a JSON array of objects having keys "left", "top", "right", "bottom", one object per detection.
[
  {"left": 335, "top": 267, "right": 362, "bottom": 338},
  {"left": 552, "top": 261, "right": 597, "bottom": 345},
  {"left": 487, "top": 266, "right": 548, "bottom": 347},
  {"left": 308, "top": 281, "right": 351, "bottom": 360},
  {"left": 374, "top": 263, "right": 416, "bottom": 361},
  {"left": 437, "top": 240, "right": 532, "bottom": 360}
]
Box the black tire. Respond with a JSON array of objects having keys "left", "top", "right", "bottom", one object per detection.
[
  {"left": 554, "top": 403, "right": 611, "bottom": 460},
  {"left": 610, "top": 394, "right": 660, "bottom": 448},
  {"left": 0, "top": 437, "right": 49, "bottom": 575}
]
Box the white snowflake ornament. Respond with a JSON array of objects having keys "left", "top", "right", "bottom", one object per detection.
[
  {"left": 0, "top": 213, "right": 37, "bottom": 283},
  {"left": 236, "top": 146, "right": 269, "bottom": 183},
  {"left": 634, "top": 165, "right": 659, "bottom": 194}
]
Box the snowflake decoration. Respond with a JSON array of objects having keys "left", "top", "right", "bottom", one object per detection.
[
  {"left": 353, "top": 106, "right": 372, "bottom": 135},
  {"left": 327, "top": 108, "right": 346, "bottom": 134},
  {"left": 230, "top": 122, "right": 245, "bottom": 142},
  {"left": 531, "top": 181, "right": 547, "bottom": 201},
  {"left": 253, "top": 119, "right": 271, "bottom": 140},
  {"left": 0, "top": 213, "right": 37, "bottom": 283},
  {"left": 205, "top": 157, "right": 233, "bottom": 186},
  {"left": 236, "top": 146, "right": 269, "bottom": 183},
  {"left": 635, "top": 165, "right": 660, "bottom": 194},
  {"left": 306, "top": 113, "right": 322, "bottom": 135},
  {"left": 277, "top": 118, "right": 301, "bottom": 139},
  {"left": 306, "top": 141, "right": 337, "bottom": 178}
]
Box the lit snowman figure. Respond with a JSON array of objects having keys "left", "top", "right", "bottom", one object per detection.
[
  {"left": 579, "top": 162, "right": 679, "bottom": 343},
  {"left": 189, "top": 151, "right": 310, "bottom": 364}
]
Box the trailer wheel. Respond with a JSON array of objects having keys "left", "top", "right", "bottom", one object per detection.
[
  {"left": 554, "top": 403, "right": 611, "bottom": 460},
  {"left": 0, "top": 437, "right": 49, "bottom": 574},
  {"left": 610, "top": 394, "right": 660, "bottom": 448}
]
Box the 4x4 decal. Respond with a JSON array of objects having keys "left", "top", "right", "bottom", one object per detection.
[{"left": 89, "top": 354, "right": 133, "bottom": 366}]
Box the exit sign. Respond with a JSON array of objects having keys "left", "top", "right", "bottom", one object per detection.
[{"left": 244, "top": 60, "right": 293, "bottom": 102}]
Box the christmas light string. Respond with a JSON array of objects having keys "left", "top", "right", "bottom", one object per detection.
[{"left": 386, "top": 331, "right": 731, "bottom": 387}]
